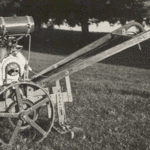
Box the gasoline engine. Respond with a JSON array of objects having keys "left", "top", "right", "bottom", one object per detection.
[
  {"left": 0, "top": 45, "right": 27, "bottom": 85},
  {"left": 0, "top": 15, "right": 80, "bottom": 146},
  {"left": 0, "top": 16, "right": 34, "bottom": 85}
]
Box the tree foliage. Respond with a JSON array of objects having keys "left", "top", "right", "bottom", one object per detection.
[
  {"left": 0, "top": 0, "right": 148, "bottom": 33},
  {"left": 0, "top": 0, "right": 20, "bottom": 16},
  {"left": 46, "top": 0, "right": 147, "bottom": 33},
  {"left": 47, "top": 0, "right": 147, "bottom": 35}
]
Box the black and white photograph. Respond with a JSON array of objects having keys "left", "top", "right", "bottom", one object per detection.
[{"left": 0, "top": 0, "right": 149, "bottom": 149}]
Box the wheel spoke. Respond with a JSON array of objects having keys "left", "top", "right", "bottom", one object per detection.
[
  {"left": 15, "top": 84, "right": 23, "bottom": 111},
  {"left": 0, "top": 112, "right": 19, "bottom": 118},
  {"left": 25, "top": 97, "right": 50, "bottom": 115},
  {"left": 9, "top": 120, "right": 22, "bottom": 145},
  {"left": 25, "top": 115, "right": 47, "bottom": 136}
]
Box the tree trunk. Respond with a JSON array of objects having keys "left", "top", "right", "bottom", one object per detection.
[
  {"left": 80, "top": 19, "right": 89, "bottom": 46},
  {"left": 81, "top": 21, "right": 89, "bottom": 35}
]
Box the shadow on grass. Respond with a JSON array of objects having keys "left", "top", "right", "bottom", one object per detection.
[
  {"left": 120, "top": 89, "right": 150, "bottom": 98},
  {"left": 20, "top": 28, "right": 150, "bottom": 69},
  {"left": 101, "top": 39, "right": 150, "bottom": 69}
]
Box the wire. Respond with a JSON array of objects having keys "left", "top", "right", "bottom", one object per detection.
[{"left": 26, "top": 34, "right": 31, "bottom": 64}]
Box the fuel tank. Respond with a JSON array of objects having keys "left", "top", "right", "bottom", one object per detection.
[{"left": 0, "top": 16, "right": 34, "bottom": 35}]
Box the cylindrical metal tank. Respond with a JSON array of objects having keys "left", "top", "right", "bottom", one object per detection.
[{"left": 0, "top": 16, "right": 34, "bottom": 35}]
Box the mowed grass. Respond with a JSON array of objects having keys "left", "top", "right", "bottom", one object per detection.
[{"left": 2, "top": 29, "right": 150, "bottom": 150}]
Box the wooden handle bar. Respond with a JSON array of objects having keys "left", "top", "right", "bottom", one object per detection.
[
  {"left": 31, "top": 22, "right": 145, "bottom": 82},
  {"left": 35, "top": 29, "right": 150, "bottom": 85}
]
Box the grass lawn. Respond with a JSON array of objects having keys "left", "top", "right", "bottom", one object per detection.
[{"left": 1, "top": 29, "right": 150, "bottom": 150}]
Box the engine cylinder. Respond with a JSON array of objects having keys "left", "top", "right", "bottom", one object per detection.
[{"left": 0, "top": 16, "right": 34, "bottom": 35}]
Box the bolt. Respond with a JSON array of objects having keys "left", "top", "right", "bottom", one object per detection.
[
  {"left": 66, "top": 70, "right": 69, "bottom": 75},
  {"left": 53, "top": 64, "right": 58, "bottom": 69},
  {"left": 23, "top": 115, "right": 26, "bottom": 119}
]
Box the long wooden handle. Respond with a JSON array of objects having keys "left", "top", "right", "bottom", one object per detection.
[
  {"left": 31, "top": 22, "right": 145, "bottom": 82},
  {"left": 36, "top": 30, "right": 150, "bottom": 85}
]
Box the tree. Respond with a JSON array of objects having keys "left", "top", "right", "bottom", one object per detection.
[
  {"left": 47, "top": 0, "right": 147, "bottom": 36},
  {"left": 0, "top": 0, "right": 147, "bottom": 36},
  {"left": 48, "top": 0, "right": 92, "bottom": 37},
  {"left": 15, "top": 0, "right": 50, "bottom": 26},
  {"left": 0, "top": 0, "right": 20, "bottom": 16}
]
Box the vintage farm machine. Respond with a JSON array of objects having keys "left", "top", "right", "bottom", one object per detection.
[{"left": 0, "top": 16, "right": 149, "bottom": 146}]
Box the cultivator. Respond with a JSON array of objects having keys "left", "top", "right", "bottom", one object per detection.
[{"left": 0, "top": 16, "right": 149, "bottom": 146}]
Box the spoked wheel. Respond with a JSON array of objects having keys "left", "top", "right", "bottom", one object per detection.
[{"left": 0, "top": 82, "right": 54, "bottom": 146}]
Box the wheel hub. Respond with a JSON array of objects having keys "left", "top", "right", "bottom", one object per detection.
[
  {"left": 8, "top": 99, "right": 37, "bottom": 130},
  {"left": 20, "top": 113, "right": 27, "bottom": 120}
]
